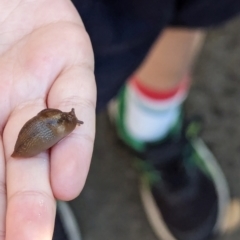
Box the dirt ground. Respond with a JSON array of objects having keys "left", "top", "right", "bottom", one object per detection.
[{"left": 70, "top": 15, "right": 240, "bottom": 240}]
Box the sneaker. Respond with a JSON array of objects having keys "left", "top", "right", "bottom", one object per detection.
[
  {"left": 53, "top": 201, "right": 82, "bottom": 240},
  {"left": 108, "top": 87, "right": 230, "bottom": 240}
]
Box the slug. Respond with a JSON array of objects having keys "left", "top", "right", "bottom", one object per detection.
[{"left": 11, "top": 108, "right": 83, "bottom": 158}]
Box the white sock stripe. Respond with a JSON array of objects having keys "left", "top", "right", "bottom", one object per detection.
[{"left": 125, "top": 85, "right": 183, "bottom": 142}]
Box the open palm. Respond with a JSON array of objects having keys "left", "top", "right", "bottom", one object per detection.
[{"left": 0, "top": 0, "right": 96, "bottom": 239}]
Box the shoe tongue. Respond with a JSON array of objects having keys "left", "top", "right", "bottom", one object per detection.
[
  {"left": 141, "top": 136, "right": 187, "bottom": 167},
  {"left": 140, "top": 136, "right": 192, "bottom": 190}
]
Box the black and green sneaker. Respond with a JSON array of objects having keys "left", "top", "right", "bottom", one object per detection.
[{"left": 108, "top": 87, "right": 230, "bottom": 240}]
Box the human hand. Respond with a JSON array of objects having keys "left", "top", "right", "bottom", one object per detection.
[{"left": 0, "top": 0, "right": 96, "bottom": 239}]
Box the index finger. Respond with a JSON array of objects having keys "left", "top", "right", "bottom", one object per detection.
[{"left": 3, "top": 103, "right": 56, "bottom": 240}]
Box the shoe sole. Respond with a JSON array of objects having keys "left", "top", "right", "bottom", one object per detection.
[{"left": 57, "top": 201, "right": 82, "bottom": 240}]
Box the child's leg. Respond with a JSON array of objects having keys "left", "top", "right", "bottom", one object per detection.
[
  {"left": 136, "top": 28, "right": 205, "bottom": 90},
  {"left": 123, "top": 28, "right": 205, "bottom": 143},
  {"left": 110, "top": 27, "right": 230, "bottom": 240}
]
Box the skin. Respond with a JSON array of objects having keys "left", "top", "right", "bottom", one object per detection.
[
  {"left": 0, "top": 0, "right": 96, "bottom": 239},
  {"left": 136, "top": 28, "right": 206, "bottom": 90}
]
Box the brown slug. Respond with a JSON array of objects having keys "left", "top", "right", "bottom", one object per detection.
[{"left": 11, "top": 108, "right": 83, "bottom": 158}]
